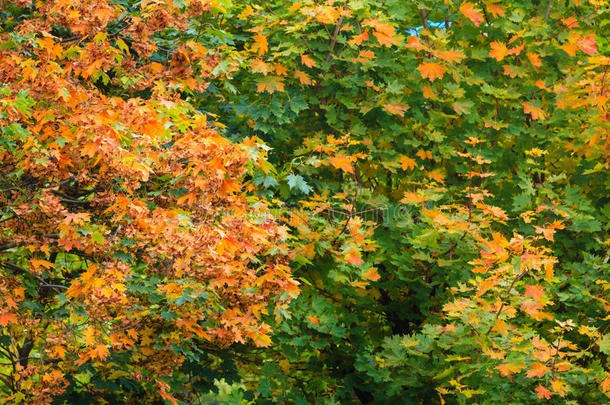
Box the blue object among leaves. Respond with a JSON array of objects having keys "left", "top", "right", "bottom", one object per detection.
[{"left": 405, "top": 20, "right": 448, "bottom": 36}]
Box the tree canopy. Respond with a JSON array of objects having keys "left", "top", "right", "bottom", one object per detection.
[{"left": 0, "top": 0, "right": 608, "bottom": 404}]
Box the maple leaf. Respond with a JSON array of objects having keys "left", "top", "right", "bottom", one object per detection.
[
  {"left": 307, "top": 315, "right": 320, "bottom": 325},
  {"left": 30, "top": 259, "right": 55, "bottom": 270},
  {"left": 251, "top": 33, "right": 268, "bottom": 56},
  {"left": 52, "top": 345, "right": 67, "bottom": 359},
  {"left": 535, "top": 385, "right": 553, "bottom": 399},
  {"left": 329, "top": 155, "right": 354, "bottom": 174},
  {"left": 273, "top": 63, "right": 288, "bottom": 75},
  {"left": 399, "top": 156, "right": 416, "bottom": 170},
  {"left": 301, "top": 54, "right": 316, "bottom": 68},
  {"left": 348, "top": 30, "right": 369, "bottom": 46},
  {"left": 401, "top": 192, "right": 427, "bottom": 204},
  {"left": 437, "top": 50, "right": 465, "bottom": 63},
  {"left": 364, "top": 19, "right": 400, "bottom": 47},
  {"left": 257, "top": 76, "right": 285, "bottom": 93},
  {"left": 363, "top": 267, "right": 380, "bottom": 281},
  {"left": 524, "top": 285, "right": 546, "bottom": 301},
  {"left": 578, "top": 35, "right": 598, "bottom": 56},
  {"left": 384, "top": 102, "right": 408, "bottom": 116},
  {"left": 344, "top": 248, "right": 363, "bottom": 265},
  {"left": 523, "top": 102, "right": 547, "bottom": 120},
  {"left": 526, "top": 362, "right": 550, "bottom": 378},
  {"left": 428, "top": 170, "right": 445, "bottom": 184},
  {"left": 251, "top": 59, "right": 270, "bottom": 75},
  {"left": 550, "top": 379, "right": 569, "bottom": 396},
  {"left": 0, "top": 312, "right": 18, "bottom": 326},
  {"left": 527, "top": 52, "right": 542, "bottom": 67},
  {"left": 91, "top": 344, "right": 109, "bottom": 360},
  {"left": 460, "top": 3, "right": 484, "bottom": 27},
  {"left": 418, "top": 62, "right": 446, "bottom": 82},
  {"left": 489, "top": 42, "right": 509, "bottom": 61},
  {"left": 496, "top": 362, "right": 524, "bottom": 377},
  {"left": 487, "top": 3, "right": 505, "bottom": 17}
]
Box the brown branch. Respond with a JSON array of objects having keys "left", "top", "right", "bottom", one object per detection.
[
  {"left": 325, "top": 14, "right": 345, "bottom": 63},
  {"left": 543, "top": 0, "right": 553, "bottom": 23},
  {"left": 418, "top": 8, "right": 429, "bottom": 30},
  {"left": 486, "top": 271, "right": 526, "bottom": 335}
]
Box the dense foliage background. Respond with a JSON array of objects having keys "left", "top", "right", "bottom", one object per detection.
[{"left": 0, "top": 0, "right": 608, "bottom": 404}]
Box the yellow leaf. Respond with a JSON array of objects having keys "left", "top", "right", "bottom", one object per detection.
[
  {"left": 251, "top": 33, "right": 268, "bottom": 56},
  {"left": 401, "top": 192, "right": 428, "bottom": 204}
]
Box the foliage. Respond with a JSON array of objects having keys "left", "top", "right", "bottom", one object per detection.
[{"left": 1, "top": 0, "right": 609, "bottom": 404}]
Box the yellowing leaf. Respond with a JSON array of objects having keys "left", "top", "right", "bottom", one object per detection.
[
  {"left": 300, "top": 54, "right": 316, "bottom": 68},
  {"left": 307, "top": 315, "right": 320, "bottom": 325},
  {"left": 0, "top": 312, "right": 18, "bottom": 326},
  {"left": 460, "top": 2, "right": 484, "bottom": 27},
  {"left": 384, "top": 102, "right": 408, "bottom": 116},
  {"left": 526, "top": 362, "right": 550, "bottom": 378},
  {"left": 257, "top": 76, "right": 285, "bottom": 93},
  {"left": 418, "top": 62, "right": 446, "bottom": 82},
  {"left": 401, "top": 192, "right": 428, "bottom": 204},
  {"left": 523, "top": 102, "right": 547, "bottom": 120},
  {"left": 437, "top": 50, "right": 465, "bottom": 63},
  {"left": 363, "top": 267, "right": 380, "bottom": 281},
  {"left": 329, "top": 155, "right": 354, "bottom": 174},
  {"left": 489, "top": 42, "right": 509, "bottom": 61},
  {"left": 527, "top": 52, "right": 542, "bottom": 67},
  {"left": 399, "top": 156, "right": 417, "bottom": 170},
  {"left": 251, "top": 33, "right": 268, "bottom": 56},
  {"left": 536, "top": 385, "right": 553, "bottom": 399},
  {"left": 251, "top": 59, "right": 270, "bottom": 75},
  {"left": 496, "top": 362, "right": 524, "bottom": 377}
]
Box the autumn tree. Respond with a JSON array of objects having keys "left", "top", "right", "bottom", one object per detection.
[
  {"left": 1, "top": 0, "right": 609, "bottom": 404},
  {"left": 0, "top": 1, "right": 297, "bottom": 403},
  {"left": 185, "top": 0, "right": 609, "bottom": 403}
]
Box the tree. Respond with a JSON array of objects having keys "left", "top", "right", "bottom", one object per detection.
[
  {"left": 1, "top": 0, "right": 609, "bottom": 404},
  {"left": 188, "top": 0, "right": 609, "bottom": 403},
  {"left": 0, "top": 1, "right": 297, "bottom": 403}
]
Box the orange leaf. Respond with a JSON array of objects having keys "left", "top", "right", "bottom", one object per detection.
[
  {"left": 294, "top": 70, "right": 312, "bottom": 85},
  {"left": 251, "top": 59, "right": 270, "bottom": 75},
  {"left": 437, "top": 50, "right": 465, "bottom": 63},
  {"left": 329, "top": 155, "right": 354, "bottom": 174},
  {"left": 578, "top": 35, "right": 598, "bottom": 56},
  {"left": 460, "top": 2, "right": 484, "bottom": 27},
  {"left": 401, "top": 192, "right": 427, "bottom": 204},
  {"left": 363, "top": 267, "right": 380, "bottom": 281},
  {"left": 399, "top": 156, "right": 417, "bottom": 170},
  {"left": 90, "top": 344, "right": 110, "bottom": 361},
  {"left": 487, "top": 3, "right": 504, "bottom": 18},
  {"left": 384, "top": 102, "right": 408, "bottom": 116},
  {"left": 535, "top": 385, "right": 553, "bottom": 399},
  {"left": 496, "top": 362, "right": 524, "bottom": 377},
  {"left": 257, "top": 76, "right": 285, "bottom": 93},
  {"left": 489, "top": 42, "right": 509, "bottom": 61},
  {"left": 251, "top": 33, "right": 268, "bottom": 56},
  {"left": 524, "top": 285, "right": 546, "bottom": 301},
  {"left": 0, "top": 312, "right": 18, "bottom": 326},
  {"left": 527, "top": 52, "right": 542, "bottom": 67},
  {"left": 418, "top": 62, "right": 446, "bottom": 82},
  {"left": 307, "top": 315, "right": 320, "bottom": 325},
  {"left": 523, "top": 102, "right": 547, "bottom": 120},
  {"left": 300, "top": 54, "right": 316, "bottom": 68},
  {"left": 526, "top": 362, "right": 550, "bottom": 378}
]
